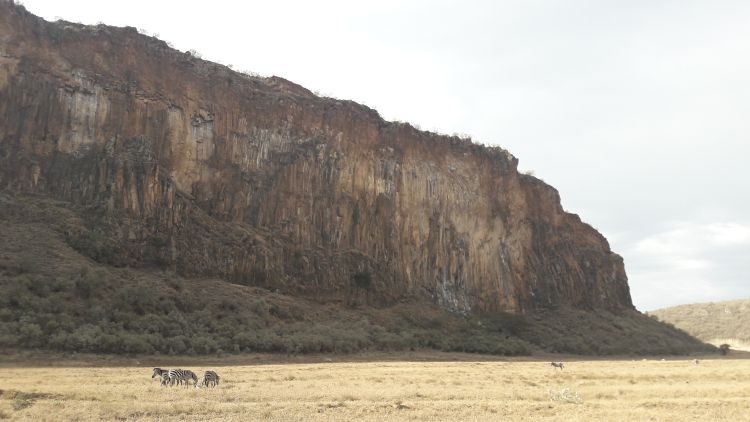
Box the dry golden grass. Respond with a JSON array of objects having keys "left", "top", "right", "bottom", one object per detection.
[{"left": 1, "top": 355, "right": 749, "bottom": 421}]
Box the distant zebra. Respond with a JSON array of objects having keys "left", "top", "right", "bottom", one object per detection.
[
  {"left": 169, "top": 369, "right": 198, "bottom": 387},
  {"left": 152, "top": 368, "right": 171, "bottom": 386},
  {"left": 197, "top": 370, "right": 221, "bottom": 388},
  {"left": 550, "top": 362, "right": 564, "bottom": 370}
]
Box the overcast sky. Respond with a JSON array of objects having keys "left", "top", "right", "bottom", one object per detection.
[{"left": 19, "top": 0, "right": 750, "bottom": 311}]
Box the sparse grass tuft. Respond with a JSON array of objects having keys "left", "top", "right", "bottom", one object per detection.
[{"left": 548, "top": 387, "right": 582, "bottom": 404}]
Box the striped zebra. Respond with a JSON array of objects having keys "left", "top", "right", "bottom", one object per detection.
[
  {"left": 152, "top": 368, "right": 171, "bottom": 386},
  {"left": 197, "top": 370, "right": 220, "bottom": 388},
  {"left": 159, "top": 372, "right": 171, "bottom": 386},
  {"left": 168, "top": 369, "right": 198, "bottom": 387},
  {"left": 550, "top": 362, "right": 564, "bottom": 370}
]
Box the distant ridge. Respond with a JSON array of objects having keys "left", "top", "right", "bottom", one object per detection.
[{"left": 649, "top": 299, "right": 750, "bottom": 350}]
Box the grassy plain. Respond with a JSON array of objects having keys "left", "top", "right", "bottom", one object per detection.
[{"left": 1, "top": 353, "right": 749, "bottom": 421}]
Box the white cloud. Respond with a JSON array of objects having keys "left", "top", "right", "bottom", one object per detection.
[
  {"left": 673, "top": 258, "right": 712, "bottom": 271},
  {"left": 634, "top": 222, "right": 750, "bottom": 256},
  {"left": 627, "top": 222, "right": 750, "bottom": 311},
  {"left": 629, "top": 270, "right": 731, "bottom": 311}
]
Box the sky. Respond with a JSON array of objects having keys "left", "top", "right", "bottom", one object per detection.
[{"left": 18, "top": 0, "right": 750, "bottom": 311}]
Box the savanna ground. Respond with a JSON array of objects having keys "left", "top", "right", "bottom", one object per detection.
[{"left": 1, "top": 353, "right": 749, "bottom": 421}]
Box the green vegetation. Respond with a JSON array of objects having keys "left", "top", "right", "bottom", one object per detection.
[
  {"left": 351, "top": 271, "right": 372, "bottom": 290},
  {"left": 520, "top": 307, "right": 714, "bottom": 355},
  {"left": 0, "top": 192, "right": 714, "bottom": 356},
  {"left": 65, "top": 230, "right": 124, "bottom": 267},
  {"left": 0, "top": 264, "right": 534, "bottom": 355}
]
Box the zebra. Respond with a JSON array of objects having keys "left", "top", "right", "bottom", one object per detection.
[
  {"left": 160, "top": 372, "right": 171, "bottom": 386},
  {"left": 165, "top": 369, "right": 179, "bottom": 386},
  {"left": 152, "top": 368, "right": 171, "bottom": 386},
  {"left": 183, "top": 370, "right": 199, "bottom": 387},
  {"left": 152, "top": 367, "right": 167, "bottom": 379},
  {"left": 196, "top": 370, "right": 220, "bottom": 388},
  {"left": 169, "top": 369, "right": 198, "bottom": 387},
  {"left": 167, "top": 369, "right": 185, "bottom": 387},
  {"left": 550, "top": 362, "right": 564, "bottom": 370}
]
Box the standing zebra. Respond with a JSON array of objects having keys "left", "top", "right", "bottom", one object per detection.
[
  {"left": 550, "top": 362, "right": 564, "bottom": 370},
  {"left": 159, "top": 372, "right": 171, "bottom": 386},
  {"left": 197, "top": 370, "right": 221, "bottom": 388},
  {"left": 167, "top": 369, "right": 183, "bottom": 387},
  {"left": 152, "top": 368, "right": 171, "bottom": 386},
  {"left": 169, "top": 369, "right": 198, "bottom": 387}
]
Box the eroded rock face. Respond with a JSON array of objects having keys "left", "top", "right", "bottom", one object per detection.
[{"left": 0, "top": 2, "right": 633, "bottom": 313}]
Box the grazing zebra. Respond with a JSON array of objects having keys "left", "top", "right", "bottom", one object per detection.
[
  {"left": 167, "top": 369, "right": 185, "bottom": 387},
  {"left": 196, "top": 370, "right": 221, "bottom": 388},
  {"left": 168, "top": 369, "right": 198, "bottom": 387},
  {"left": 550, "top": 362, "right": 564, "bottom": 370},
  {"left": 184, "top": 370, "right": 199, "bottom": 387}
]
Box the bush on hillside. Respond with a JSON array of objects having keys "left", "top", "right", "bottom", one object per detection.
[{"left": 0, "top": 264, "right": 713, "bottom": 356}]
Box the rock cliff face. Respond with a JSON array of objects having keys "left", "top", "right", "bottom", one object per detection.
[{"left": 0, "top": 2, "right": 632, "bottom": 314}]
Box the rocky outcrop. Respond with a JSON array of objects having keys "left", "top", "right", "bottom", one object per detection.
[{"left": 0, "top": 1, "right": 632, "bottom": 314}]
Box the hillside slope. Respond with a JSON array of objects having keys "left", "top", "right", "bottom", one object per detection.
[
  {"left": 650, "top": 300, "right": 750, "bottom": 350},
  {"left": 0, "top": 192, "right": 713, "bottom": 355},
  {"left": 0, "top": 1, "right": 630, "bottom": 314}
]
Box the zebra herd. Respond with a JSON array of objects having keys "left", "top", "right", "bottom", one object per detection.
[{"left": 152, "top": 368, "right": 221, "bottom": 388}]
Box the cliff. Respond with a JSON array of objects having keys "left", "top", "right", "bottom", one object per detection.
[{"left": 0, "top": 1, "right": 632, "bottom": 314}]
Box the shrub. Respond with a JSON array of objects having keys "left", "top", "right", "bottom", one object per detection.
[
  {"left": 165, "top": 275, "right": 182, "bottom": 291},
  {"left": 8, "top": 257, "right": 34, "bottom": 275},
  {"left": 192, "top": 336, "right": 219, "bottom": 354},
  {"left": 250, "top": 298, "right": 270, "bottom": 317},
  {"left": 115, "top": 282, "right": 159, "bottom": 315},
  {"left": 483, "top": 312, "right": 529, "bottom": 336},
  {"left": 17, "top": 322, "right": 44, "bottom": 347},
  {"left": 143, "top": 236, "right": 169, "bottom": 267},
  {"left": 67, "top": 231, "right": 120, "bottom": 265},
  {"left": 74, "top": 268, "right": 103, "bottom": 299},
  {"left": 352, "top": 271, "right": 372, "bottom": 290},
  {"left": 120, "top": 334, "right": 155, "bottom": 354}
]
